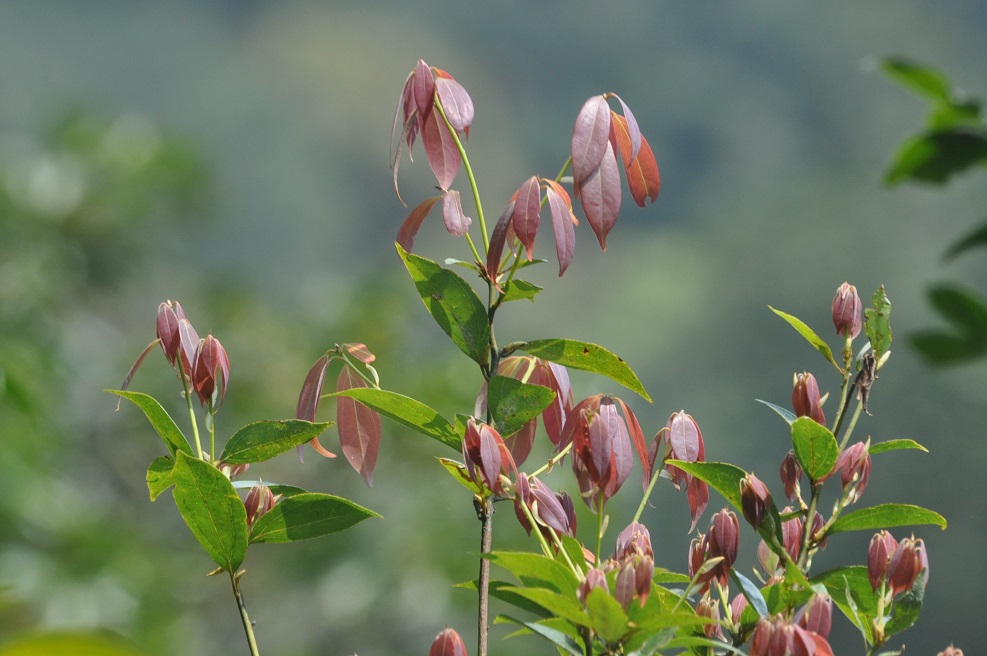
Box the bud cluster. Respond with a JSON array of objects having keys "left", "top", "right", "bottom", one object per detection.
[
  {"left": 688, "top": 509, "right": 739, "bottom": 593},
  {"left": 868, "top": 530, "right": 928, "bottom": 597}
]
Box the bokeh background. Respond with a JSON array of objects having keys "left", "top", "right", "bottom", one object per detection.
[{"left": 1, "top": 2, "right": 985, "bottom": 654}]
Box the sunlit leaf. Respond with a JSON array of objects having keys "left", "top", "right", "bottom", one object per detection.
[
  {"left": 337, "top": 367, "right": 381, "bottom": 487},
  {"left": 333, "top": 387, "right": 459, "bottom": 450},
  {"left": 791, "top": 417, "right": 838, "bottom": 482},
  {"left": 544, "top": 179, "right": 576, "bottom": 275},
  {"left": 437, "top": 457, "right": 484, "bottom": 495},
  {"left": 0, "top": 631, "right": 150, "bottom": 656},
  {"left": 497, "top": 616, "right": 582, "bottom": 656},
  {"left": 511, "top": 176, "right": 542, "bottom": 261},
  {"left": 579, "top": 141, "right": 622, "bottom": 251},
  {"left": 755, "top": 398, "right": 797, "bottom": 425},
  {"left": 487, "top": 375, "right": 556, "bottom": 438},
  {"left": 571, "top": 95, "right": 611, "bottom": 185},
  {"left": 502, "top": 279, "right": 543, "bottom": 303},
  {"left": 397, "top": 195, "right": 441, "bottom": 252},
  {"left": 146, "top": 455, "right": 174, "bottom": 501},
  {"left": 398, "top": 244, "right": 490, "bottom": 366},
  {"left": 171, "top": 452, "right": 248, "bottom": 572},
  {"left": 106, "top": 390, "right": 192, "bottom": 458},
  {"left": 518, "top": 338, "right": 650, "bottom": 401},
  {"left": 434, "top": 74, "right": 474, "bottom": 135},
  {"left": 828, "top": 503, "right": 946, "bottom": 535},
  {"left": 220, "top": 420, "right": 334, "bottom": 465},
  {"left": 666, "top": 460, "right": 745, "bottom": 510},
  {"left": 248, "top": 492, "right": 379, "bottom": 544},
  {"left": 768, "top": 306, "right": 841, "bottom": 372},
  {"left": 812, "top": 566, "right": 877, "bottom": 641},
  {"left": 611, "top": 114, "right": 659, "bottom": 206},
  {"left": 612, "top": 95, "right": 642, "bottom": 160},
  {"left": 869, "top": 438, "right": 928, "bottom": 455},
  {"left": 584, "top": 586, "right": 629, "bottom": 644},
  {"left": 485, "top": 551, "right": 579, "bottom": 596},
  {"left": 441, "top": 189, "right": 471, "bottom": 238},
  {"left": 295, "top": 354, "right": 330, "bottom": 423},
  {"left": 879, "top": 57, "right": 952, "bottom": 104}
]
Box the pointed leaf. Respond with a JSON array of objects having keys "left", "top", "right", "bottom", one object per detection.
[
  {"left": 485, "top": 551, "right": 579, "bottom": 596},
  {"left": 812, "top": 566, "right": 878, "bottom": 640},
  {"left": 571, "top": 95, "right": 611, "bottom": 185},
  {"left": 884, "top": 572, "right": 926, "bottom": 637},
  {"left": 487, "top": 375, "right": 556, "bottom": 438},
  {"left": 336, "top": 367, "right": 381, "bottom": 486},
  {"left": 544, "top": 179, "right": 577, "bottom": 275},
  {"left": 486, "top": 201, "right": 515, "bottom": 282},
  {"left": 585, "top": 586, "right": 630, "bottom": 644},
  {"left": 147, "top": 455, "right": 174, "bottom": 501},
  {"left": 220, "top": 420, "right": 334, "bottom": 465},
  {"left": 502, "top": 279, "right": 543, "bottom": 303},
  {"left": 731, "top": 569, "right": 769, "bottom": 618},
  {"left": 579, "top": 141, "right": 622, "bottom": 250},
  {"left": 511, "top": 176, "right": 542, "bottom": 261},
  {"left": 342, "top": 343, "right": 375, "bottom": 363},
  {"left": 611, "top": 113, "right": 660, "bottom": 206},
  {"left": 397, "top": 195, "right": 442, "bottom": 252},
  {"left": 864, "top": 286, "right": 893, "bottom": 359},
  {"left": 397, "top": 244, "right": 490, "bottom": 366},
  {"left": 755, "top": 398, "right": 797, "bottom": 425},
  {"left": 828, "top": 503, "right": 946, "bottom": 535},
  {"left": 768, "top": 306, "right": 841, "bottom": 372},
  {"left": 497, "top": 616, "right": 582, "bottom": 656},
  {"left": 434, "top": 76, "right": 474, "bottom": 135},
  {"left": 295, "top": 354, "right": 331, "bottom": 422},
  {"left": 437, "top": 457, "right": 485, "bottom": 495},
  {"left": 885, "top": 127, "right": 987, "bottom": 185},
  {"left": 248, "top": 492, "right": 379, "bottom": 544},
  {"left": 107, "top": 390, "right": 193, "bottom": 457},
  {"left": 613, "top": 96, "right": 642, "bottom": 160},
  {"left": 879, "top": 57, "right": 952, "bottom": 104},
  {"left": 869, "top": 438, "right": 928, "bottom": 455},
  {"left": 518, "top": 338, "right": 650, "bottom": 401},
  {"left": 927, "top": 284, "right": 987, "bottom": 334},
  {"left": 171, "top": 451, "right": 248, "bottom": 572},
  {"left": 441, "top": 189, "right": 472, "bottom": 237},
  {"left": 501, "top": 586, "right": 591, "bottom": 629},
  {"left": 413, "top": 59, "right": 435, "bottom": 117},
  {"left": 421, "top": 100, "right": 461, "bottom": 190},
  {"left": 791, "top": 417, "right": 838, "bottom": 481},
  {"left": 943, "top": 219, "right": 987, "bottom": 260},
  {"left": 332, "top": 387, "right": 459, "bottom": 450}
]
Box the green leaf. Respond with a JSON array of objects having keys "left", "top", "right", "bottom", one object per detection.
[
  {"left": 879, "top": 57, "right": 952, "bottom": 104},
  {"left": 502, "top": 586, "right": 590, "bottom": 629},
  {"left": 171, "top": 452, "right": 248, "bottom": 572},
  {"left": 885, "top": 128, "right": 987, "bottom": 185},
  {"left": 502, "top": 279, "right": 543, "bottom": 303},
  {"left": 731, "top": 570, "right": 768, "bottom": 618},
  {"left": 864, "top": 286, "right": 893, "bottom": 359},
  {"left": 459, "top": 579, "right": 553, "bottom": 619},
  {"left": 768, "top": 307, "right": 841, "bottom": 373},
  {"left": 791, "top": 417, "right": 839, "bottom": 481},
  {"left": 927, "top": 284, "right": 987, "bottom": 334},
  {"left": 666, "top": 460, "right": 745, "bottom": 510},
  {"left": 106, "top": 390, "right": 192, "bottom": 457},
  {"left": 885, "top": 571, "right": 926, "bottom": 637},
  {"left": 812, "top": 566, "right": 877, "bottom": 642},
  {"left": 518, "top": 338, "right": 651, "bottom": 402},
  {"left": 146, "top": 456, "right": 175, "bottom": 501},
  {"left": 943, "top": 219, "right": 987, "bottom": 261},
  {"left": 485, "top": 551, "right": 579, "bottom": 596},
  {"left": 487, "top": 375, "right": 556, "bottom": 437},
  {"left": 0, "top": 631, "right": 150, "bottom": 656},
  {"left": 397, "top": 244, "right": 490, "bottom": 366},
  {"left": 497, "top": 616, "right": 582, "bottom": 656},
  {"left": 828, "top": 503, "right": 947, "bottom": 535},
  {"left": 584, "top": 587, "right": 629, "bottom": 644},
  {"left": 869, "top": 439, "right": 928, "bottom": 455},
  {"left": 911, "top": 329, "right": 987, "bottom": 364},
  {"left": 219, "top": 420, "right": 333, "bottom": 464},
  {"left": 437, "top": 457, "right": 484, "bottom": 495},
  {"left": 627, "top": 629, "right": 675, "bottom": 656},
  {"left": 333, "top": 387, "right": 460, "bottom": 451},
  {"left": 755, "top": 398, "right": 797, "bottom": 425},
  {"left": 248, "top": 492, "right": 379, "bottom": 544}
]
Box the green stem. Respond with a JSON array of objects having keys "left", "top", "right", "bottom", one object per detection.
[
  {"left": 796, "top": 483, "right": 821, "bottom": 571},
  {"left": 632, "top": 461, "right": 665, "bottom": 525},
  {"left": 230, "top": 570, "right": 261, "bottom": 656},
  {"left": 178, "top": 361, "right": 204, "bottom": 460},
  {"left": 594, "top": 497, "right": 605, "bottom": 564},
  {"left": 434, "top": 100, "right": 488, "bottom": 251},
  {"left": 839, "top": 399, "right": 866, "bottom": 451}
]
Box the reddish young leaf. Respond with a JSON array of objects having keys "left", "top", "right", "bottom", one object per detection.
[
  {"left": 612, "top": 94, "right": 642, "bottom": 161},
  {"left": 529, "top": 359, "right": 572, "bottom": 447},
  {"left": 511, "top": 176, "right": 541, "bottom": 261},
  {"left": 612, "top": 113, "right": 660, "bottom": 207},
  {"left": 397, "top": 195, "right": 442, "bottom": 252},
  {"left": 429, "top": 628, "right": 467, "bottom": 656},
  {"left": 421, "top": 102, "right": 461, "bottom": 190},
  {"left": 412, "top": 59, "right": 435, "bottom": 119},
  {"left": 176, "top": 318, "right": 200, "bottom": 376},
  {"left": 441, "top": 189, "right": 472, "bottom": 237},
  {"left": 686, "top": 476, "right": 709, "bottom": 533},
  {"left": 543, "top": 179, "right": 577, "bottom": 276},
  {"left": 434, "top": 74, "right": 474, "bottom": 137},
  {"left": 486, "top": 201, "right": 515, "bottom": 284},
  {"left": 295, "top": 354, "right": 336, "bottom": 459},
  {"left": 504, "top": 419, "right": 536, "bottom": 469},
  {"left": 599, "top": 397, "right": 632, "bottom": 497},
  {"left": 342, "top": 343, "right": 376, "bottom": 364},
  {"left": 571, "top": 95, "right": 611, "bottom": 186},
  {"left": 613, "top": 397, "right": 651, "bottom": 491},
  {"left": 578, "top": 140, "right": 622, "bottom": 250},
  {"left": 337, "top": 366, "right": 381, "bottom": 487}
]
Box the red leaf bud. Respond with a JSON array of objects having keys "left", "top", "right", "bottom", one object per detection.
[
  {"left": 832, "top": 282, "right": 862, "bottom": 339},
  {"left": 795, "top": 593, "right": 833, "bottom": 640},
  {"left": 244, "top": 484, "right": 275, "bottom": 527},
  {"left": 156, "top": 301, "right": 184, "bottom": 366},
  {"left": 834, "top": 442, "right": 871, "bottom": 504},
  {"left": 868, "top": 530, "right": 898, "bottom": 592},
  {"left": 780, "top": 450, "right": 803, "bottom": 502},
  {"left": 577, "top": 567, "right": 610, "bottom": 606},
  {"left": 937, "top": 646, "right": 964, "bottom": 656},
  {"left": 696, "top": 594, "right": 724, "bottom": 639},
  {"left": 191, "top": 334, "right": 230, "bottom": 413},
  {"left": 740, "top": 473, "right": 772, "bottom": 530},
  {"left": 781, "top": 506, "right": 804, "bottom": 561},
  {"left": 792, "top": 372, "right": 826, "bottom": 425},
  {"left": 887, "top": 535, "right": 923, "bottom": 596},
  {"left": 428, "top": 628, "right": 468, "bottom": 656}
]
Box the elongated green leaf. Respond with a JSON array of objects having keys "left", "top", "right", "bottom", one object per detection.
[
  {"left": 458, "top": 579, "right": 552, "bottom": 618},
  {"left": 791, "top": 417, "right": 838, "bottom": 481},
  {"left": 944, "top": 219, "right": 987, "bottom": 261},
  {"left": 171, "top": 452, "right": 247, "bottom": 572},
  {"left": 219, "top": 420, "right": 333, "bottom": 465},
  {"left": 502, "top": 279, "right": 543, "bottom": 303},
  {"left": 518, "top": 338, "right": 651, "bottom": 401},
  {"left": 627, "top": 629, "right": 675, "bottom": 656},
  {"left": 502, "top": 586, "right": 590, "bottom": 628},
  {"left": 147, "top": 456, "right": 175, "bottom": 501},
  {"left": 829, "top": 503, "right": 946, "bottom": 535},
  {"left": 248, "top": 492, "right": 379, "bottom": 544},
  {"left": 487, "top": 376, "right": 556, "bottom": 437},
  {"left": 755, "top": 398, "right": 797, "bottom": 425},
  {"left": 437, "top": 457, "right": 484, "bottom": 495},
  {"left": 879, "top": 57, "right": 952, "bottom": 104},
  {"left": 107, "top": 390, "right": 192, "bottom": 457},
  {"left": 927, "top": 284, "right": 987, "bottom": 335},
  {"left": 0, "top": 631, "right": 150, "bottom": 656},
  {"left": 585, "top": 587, "right": 629, "bottom": 644},
  {"left": 497, "top": 616, "right": 582, "bottom": 656},
  {"left": 397, "top": 244, "right": 490, "bottom": 366},
  {"left": 885, "top": 128, "right": 987, "bottom": 185},
  {"left": 731, "top": 570, "right": 768, "bottom": 618},
  {"left": 332, "top": 387, "right": 460, "bottom": 450},
  {"left": 865, "top": 286, "right": 893, "bottom": 359},
  {"left": 911, "top": 329, "right": 987, "bottom": 364},
  {"left": 665, "top": 636, "right": 746, "bottom": 656},
  {"left": 768, "top": 307, "right": 841, "bottom": 372},
  {"left": 485, "top": 551, "right": 579, "bottom": 596},
  {"left": 869, "top": 439, "right": 928, "bottom": 455},
  {"left": 666, "top": 460, "right": 745, "bottom": 510},
  {"left": 812, "top": 566, "right": 878, "bottom": 641}
]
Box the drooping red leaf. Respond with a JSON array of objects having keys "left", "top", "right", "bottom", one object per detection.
[
  {"left": 686, "top": 476, "right": 709, "bottom": 533},
  {"left": 612, "top": 114, "right": 660, "bottom": 207},
  {"left": 504, "top": 419, "right": 536, "bottom": 468},
  {"left": 599, "top": 398, "right": 631, "bottom": 498},
  {"left": 612, "top": 94, "right": 642, "bottom": 161},
  {"left": 421, "top": 102, "right": 462, "bottom": 190},
  {"left": 571, "top": 95, "right": 611, "bottom": 187},
  {"left": 613, "top": 397, "right": 651, "bottom": 491},
  {"left": 412, "top": 59, "right": 435, "bottom": 119},
  {"left": 396, "top": 195, "right": 441, "bottom": 252},
  {"left": 390, "top": 74, "right": 418, "bottom": 205},
  {"left": 511, "top": 176, "right": 541, "bottom": 261},
  {"left": 336, "top": 366, "right": 381, "bottom": 487},
  {"left": 295, "top": 354, "right": 336, "bottom": 459},
  {"left": 176, "top": 318, "right": 200, "bottom": 376},
  {"left": 578, "top": 140, "right": 622, "bottom": 250},
  {"left": 342, "top": 343, "right": 376, "bottom": 364},
  {"left": 486, "top": 201, "right": 515, "bottom": 285},
  {"left": 434, "top": 75, "right": 474, "bottom": 137},
  {"left": 441, "top": 189, "right": 472, "bottom": 237},
  {"left": 543, "top": 179, "right": 577, "bottom": 276}
]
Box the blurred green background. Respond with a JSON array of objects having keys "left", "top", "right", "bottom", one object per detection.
[{"left": 1, "top": 2, "right": 985, "bottom": 654}]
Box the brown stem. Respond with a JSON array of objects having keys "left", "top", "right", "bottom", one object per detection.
[{"left": 477, "top": 497, "right": 494, "bottom": 656}]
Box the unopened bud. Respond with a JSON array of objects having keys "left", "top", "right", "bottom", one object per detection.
[
  {"left": 577, "top": 567, "right": 610, "bottom": 606},
  {"left": 740, "top": 473, "right": 772, "bottom": 531},
  {"left": 244, "top": 484, "right": 275, "bottom": 527},
  {"left": 780, "top": 450, "right": 803, "bottom": 502},
  {"left": 887, "top": 536, "right": 923, "bottom": 596},
  {"left": 192, "top": 334, "right": 230, "bottom": 413},
  {"left": 867, "top": 530, "right": 898, "bottom": 592},
  {"left": 428, "top": 628, "right": 468, "bottom": 656},
  {"left": 792, "top": 372, "right": 826, "bottom": 425},
  {"left": 832, "top": 282, "right": 862, "bottom": 340}
]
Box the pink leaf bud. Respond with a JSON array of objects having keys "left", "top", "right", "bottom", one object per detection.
[
  {"left": 428, "top": 628, "right": 468, "bottom": 656},
  {"left": 244, "top": 484, "right": 275, "bottom": 527},
  {"left": 887, "top": 535, "right": 924, "bottom": 596},
  {"left": 781, "top": 506, "right": 804, "bottom": 561},
  {"left": 834, "top": 441, "right": 871, "bottom": 504},
  {"left": 696, "top": 594, "right": 724, "bottom": 640},
  {"left": 191, "top": 334, "right": 230, "bottom": 413},
  {"left": 577, "top": 567, "right": 610, "bottom": 606},
  {"left": 795, "top": 593, "right": 833, "bottom": 640},
  {"left": 832, "top": 282, "right": 862, "bottom": 339},
  {"left": 156, "top": 301, "right": 185, "bottom": 366},
  {"left": 792, "top": 372, "right": 826, "bottom": 425},
  {"left": 780, "top": 450, "right": 803, "bottom": 502},
  {"left": 740, "top": 473, "right": 772, "bottom": 531},
  {"left": 868, "top": 530, "right": 899, "bottom": 591},
  {"left": 463, "top": 419, "right": 511, "bottom": 495},
  {"left": 937, "top": 646, "right": 964, "bottom": 656}
]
